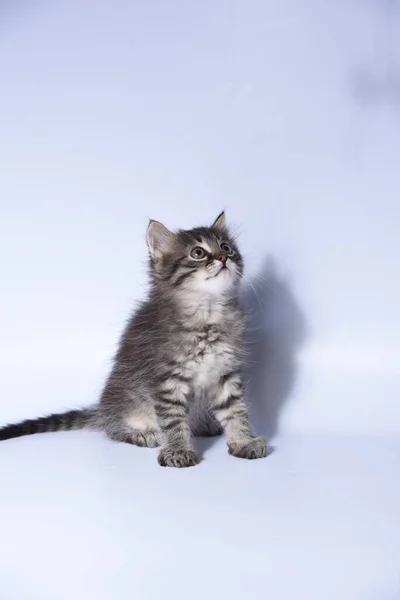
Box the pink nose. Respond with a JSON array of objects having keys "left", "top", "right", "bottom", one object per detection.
[{"left": 217, "top": 254, "right": 227, "bottom": 264}]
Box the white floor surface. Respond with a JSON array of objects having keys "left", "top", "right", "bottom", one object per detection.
[{"left": 1, "top": 432, "right": 399, "bottom": 600}]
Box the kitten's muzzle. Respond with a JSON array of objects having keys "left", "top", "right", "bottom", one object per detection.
[{"left": 216, "top": 254, "right": 228, "bottom": 266}]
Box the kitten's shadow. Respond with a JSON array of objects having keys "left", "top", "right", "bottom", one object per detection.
[
  {"left": 196, "top": 256, "right": 308, "bottom": 457},
  {"left": 242, "top": 256, "right": 308, "bottom": 440}
]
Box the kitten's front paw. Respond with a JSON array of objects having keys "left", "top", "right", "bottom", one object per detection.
[
  {"left": 158, "top": 447, "right": 199, "bottom": 468},
  {"left": 228, "top": 437, "right": 269, "bottom": 460}
]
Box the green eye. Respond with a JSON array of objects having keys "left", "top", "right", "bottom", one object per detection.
[
  {"left": 220, "top": 242, "right": 233, "bottom": 255},
  {"left": 190, "top": 247, "right": 206, "bottom": 259}
]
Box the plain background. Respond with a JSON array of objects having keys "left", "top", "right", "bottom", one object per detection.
[{"left": 1, "top": 2, "right": 400, "bottom": 599}]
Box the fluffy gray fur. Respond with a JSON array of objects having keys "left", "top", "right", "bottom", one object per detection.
[{"left": 0, "top": 212, "right": 268, "bottom": 467}]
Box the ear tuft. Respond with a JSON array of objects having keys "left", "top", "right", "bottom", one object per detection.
[
  {"left": 146, "top": 220, "right": 174, "bottom": 258},
  {"left": 212, "top": 211, "right": 226, "bottom": 229}
]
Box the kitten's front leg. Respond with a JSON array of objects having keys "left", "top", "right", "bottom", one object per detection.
[
  {"left": 155, "top": 375, "right": 199, "bottom": 468},
  {"left": 212, "top": 372, "right": 269, "bottom": 460}
]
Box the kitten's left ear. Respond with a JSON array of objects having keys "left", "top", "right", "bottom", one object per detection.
[
  {"left": 146, "top": 220, "right": 174, "bottom": 258},
  {"left": 212, "top": 211, "right": 226, "bottom": 229}
]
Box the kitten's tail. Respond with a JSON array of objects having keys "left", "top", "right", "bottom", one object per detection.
[{"left": 0, "top": 407, "right": 99, "bottom": 442}]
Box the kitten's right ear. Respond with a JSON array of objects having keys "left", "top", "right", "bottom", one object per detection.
[
  {"left": 212, "top": 211, "right": 227, "bottom": 230},
  {"left": 146, "top": 220, "right": 174, "bottom": 258}
]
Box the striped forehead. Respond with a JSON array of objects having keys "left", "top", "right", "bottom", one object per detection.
[
  {"left": 192, "top": 232, "right": 221, "bottom": 248},
  {"left": 197, "top": 238, "right": 213, "bottom": 253},
  {"left": 177, "top": 228, "right": 222, "bottom": 251}
]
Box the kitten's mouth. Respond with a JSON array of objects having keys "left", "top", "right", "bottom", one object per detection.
[{"left": 206, "top": 264, "right": 230, "bottom": 280}]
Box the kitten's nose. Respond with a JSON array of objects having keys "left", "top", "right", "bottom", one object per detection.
[{"left": 217, "top": 254, "right": 227, "bottom": 264}]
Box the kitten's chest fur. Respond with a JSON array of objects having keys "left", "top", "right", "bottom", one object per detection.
[{"left": 176, "top": 303, "right": 243, "bottom": 390}]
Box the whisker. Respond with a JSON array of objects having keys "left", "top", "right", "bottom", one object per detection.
[{"left": 232, "top": 266, "right": 265, "bottom": 314}]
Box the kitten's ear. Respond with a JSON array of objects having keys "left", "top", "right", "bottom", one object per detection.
[
  {"left": 212, "top": 211, "right": 226, "bottom": 230},
  {"left": 146, "top": 220, "right": 174, "bottom": 258}
]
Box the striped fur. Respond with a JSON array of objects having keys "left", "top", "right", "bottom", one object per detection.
[
  {"left": 0, "top": 408, "right": 98, "bottom": 441},
  {"left": 0, "top": 213, "right": 268, "bottom": 467}
]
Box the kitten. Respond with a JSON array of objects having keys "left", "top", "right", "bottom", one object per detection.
[{"left": 0, "top": 212, "right": 268, "bottom": 467}]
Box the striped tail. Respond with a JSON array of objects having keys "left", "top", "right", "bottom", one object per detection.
[{"left": 0, "top": 407, "right": 98, "bottom": 442}]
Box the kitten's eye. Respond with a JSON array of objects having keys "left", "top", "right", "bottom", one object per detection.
[
  {"left": 190, "top": 247, "right": 206, "bottom": 259},
  {"left": 220, "top": 242, "right": 233, "bottom": 255}
]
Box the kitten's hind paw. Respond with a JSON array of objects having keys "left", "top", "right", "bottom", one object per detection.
[
  {"left": 131, "top": 430, "right": 161, "bottom": 448},
  {"left": 108, "top": 429, "right": 161, "bottom": 448},
  {"left": 228, "top": 437, "right": 269, "bottom": 460},
  {"left": 158, "top": 447, "right": 199, "bottom": 468}
]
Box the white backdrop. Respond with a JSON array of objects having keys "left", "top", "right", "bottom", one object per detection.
[
  {"left": 1, "top": 3, "right": 400, "bottom": 600},
  {"left": 1, "top": 0, "right": 399, "bottom": 436}
]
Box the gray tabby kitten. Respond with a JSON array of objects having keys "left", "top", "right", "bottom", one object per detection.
[{"left": 0, "top": 212, "right": 268, "bottom": 467}]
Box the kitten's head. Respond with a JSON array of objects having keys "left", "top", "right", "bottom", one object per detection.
[{"left": 146, "top": 212, "right": 243, "bottom": 297}]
